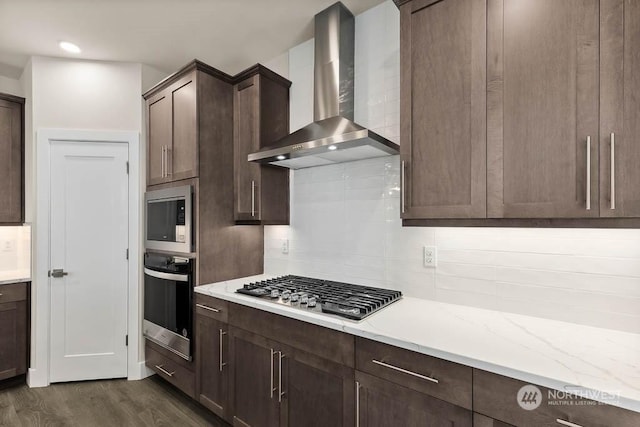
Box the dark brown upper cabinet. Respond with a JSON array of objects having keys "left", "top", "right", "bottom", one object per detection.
[
  {"left": 398, "top": 0, "right": 640, "bottom": 226},
  {"left": 144, "top": 61, "right": 233, "bottom": 187},
  {"left": 233, "top": 65, "right": 291, "bottom": 225},
  {"left": 0, "top": 93, "right": 24, "bottom": 224},
  {"left": 400, "top": 0, "right": 487, "bottom": 220},
  {"left": 486, "top": 0, "right": 600, "bottom": 219},
  {"left": 600, "top": 0, "right": 640, "bottom": 217}
]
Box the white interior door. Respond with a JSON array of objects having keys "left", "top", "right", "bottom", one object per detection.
[{"left": 49, "top": 140, "right": 129, "bottom": 382}]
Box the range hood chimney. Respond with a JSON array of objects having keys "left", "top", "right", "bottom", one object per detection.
[{"left": 248, "top": 1, "right": 399, "bottom": 169}]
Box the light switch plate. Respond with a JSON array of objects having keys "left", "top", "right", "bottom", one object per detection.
[
  {"left": 282, "top": 239, "right": 289, "bottom": 254},
  {"left": 423, "top": 245, "right": 437, "bottom": 268}
]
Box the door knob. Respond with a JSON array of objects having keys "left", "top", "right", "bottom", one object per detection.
[{"left": 49, "top": 269, "right": 68, "bottom": 278}]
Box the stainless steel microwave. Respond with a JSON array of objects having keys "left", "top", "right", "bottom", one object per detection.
[{"left": 145, "top": 185, "right": 193, "bottom": 254}]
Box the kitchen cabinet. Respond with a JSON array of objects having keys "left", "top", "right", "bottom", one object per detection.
[
  {"left": 599, "top": 0, "right": 640, "bottom": 217},
  {"left": 355, "top": 371, "right": 472, "bottom": 427},
  {"left": 399, "top": 0, "right": 487, "bottom": 219},
  {"left": 486, "top": 0, "right": 600, "bottom": 218},
  {"left": 398, "top": 0, "right": 640, "bottom": 225},
  {"left": 0, "top": 282, "right": 29, "bottom": 381},
  {"left": 0, "top": 93, "right": 24, "bottom": 224},
  {"left": 229, "top": 325, "right": 354, "bottom": 427},
  {"left": 233, "top": 65, "right": 290, "bottom": 225},
  {"left": 194, "top": 295, "right": 229, "bottom": 419},
  {"left": 473, "top": 413, "right": 514, "bottom": 427},
  {"left": 145, "top": 340, "right": 195, "bottom": 398},
  {"left": 474, "top": 369, "right": 640, "bottom": 427},
  {"left": 228, "top": 302, "right": 354, "bottom": 427}
]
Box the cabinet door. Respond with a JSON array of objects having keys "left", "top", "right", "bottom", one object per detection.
[
  {"left": 400, "top": 0, "right": 486, "bottom": 219},
  {"left": 234, "top": 76, "right": 261, "bottom": 222},
  {"left": 0, "top": 301, "right": 27, "bottom": 381},
  {"left": 147, "top": 92, "right": 171, "bottom": 186},
  {"left": 473, "top": 413, "right": 514, "bottom": 427},
  {"left": 170, "top": 74, "right": 198, "bottom": 182},
  {"left": 356, "top": 371, "right": 472, "bottom": 427},
  {"left": 487, "top": 0, "right": 600, "bottom": 218},
  {"left": 0, "top": 98, "right": 23, "bottom": 223},
  {"left": 600, "top": 0, "right": 640, "bottom": 216},
  {"left": 229, "top": 327, "right": 279, "bottom": 427},
  {"left": 195, "top": 314, "right": 228, "bottom": 419},
  {"left": 280, "top": 346, "right": 354, "bottom": 427}
]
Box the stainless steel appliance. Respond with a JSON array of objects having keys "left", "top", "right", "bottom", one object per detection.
[
  {"left": 145, "top": 185, "right": 193, "bottom": 254},
  {"left": 143, "top": 252, "right": 194, "bottom": 360},
  {"left": 247, "top": 2, "right": 399, "bottom": 169},
  {"left": 236, "top": 275, "right": 402, "bottom": 321}
]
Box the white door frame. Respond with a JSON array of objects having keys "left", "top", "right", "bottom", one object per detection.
[{"left": 31, "top": 129, "right": 143, "bottom": 387}]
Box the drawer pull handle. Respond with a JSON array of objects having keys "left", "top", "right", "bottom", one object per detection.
[
  {"left": 155, "top": 364, "right": 175, "bottom": 377},
  {"left": 219, "top": 329, "right": 227, "bottom": 372},
  {"left": 355, "top": 380, "right": 361, "bottom": 427},
  {"left": 196, "top": 303, "right": 220, "bottom": 313},
  {"left": 556, "top": 419, "right": 583, "bottom": 427},
  {"left": 372, "top": 359, "right": 439, "bottom": 384}
]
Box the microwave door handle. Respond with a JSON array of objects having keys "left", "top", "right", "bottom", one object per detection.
[{"left": 144, "top": 268, "right": 189, "bottom": 282}]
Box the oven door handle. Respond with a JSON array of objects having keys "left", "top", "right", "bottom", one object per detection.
[{"left": 144, "top": 268, "right": 189, "bottom": 282}]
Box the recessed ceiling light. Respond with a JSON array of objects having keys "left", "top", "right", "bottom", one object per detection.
[
  {"left": 276, "top": 155, "right": 286, "bottom": 160},
  {"left": 59, "top": 41, "right": 81, "bottom": 54},
  {"left": 328, "top": 145, "right": 337, "bottom": 151}
]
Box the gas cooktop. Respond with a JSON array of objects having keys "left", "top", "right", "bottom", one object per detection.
[{"left": 236, "top": 275, "right": 402, "bottom": 321}]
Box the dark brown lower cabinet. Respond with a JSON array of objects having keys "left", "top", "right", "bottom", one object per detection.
[
  {"left": 473, "top": 413, "right": 514, "bottom": 427},
  {"left": 0, "top": 282, "right": 28, "bottom": 381},
  {"left": 195, "top": 313, "right": 228, "bottom": 419},
  {"left": 356, "top": 371, "right": 472, "bottom": 427},
  {"left": 229, "top": 326, "right": 354, "bottom": 427},
  {"left": 145, "top": 340, "right": 195, "bottom": 398}
]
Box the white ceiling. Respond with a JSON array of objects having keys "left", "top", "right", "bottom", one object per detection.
[{"left": 0, "top": 0, "right": 386, "bottom": 79}]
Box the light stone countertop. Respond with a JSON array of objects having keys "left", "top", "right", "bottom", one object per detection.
[
  {"left": 0, "top": 271, "right": 31, "bottom": 285},
  {"left": 196, "top": 274, "right": 640, "bottom": 413}
]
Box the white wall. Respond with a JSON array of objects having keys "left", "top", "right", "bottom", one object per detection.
[
  {"left": 0, "top": 74, "right": 23, "bottom": 96},
  {"left": 264, "top": 0, "right": 640, "bottom": 334},
  {"left": 0, "top": 225, "right": 30, "bottom": 280}
]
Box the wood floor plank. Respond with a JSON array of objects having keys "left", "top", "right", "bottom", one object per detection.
[{"left": 0, "top": 376, "right": 229, "bottom": 427}]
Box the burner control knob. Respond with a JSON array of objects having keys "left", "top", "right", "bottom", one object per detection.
[
  {"left": 290, "top": 293, "right": 299, "bottom": 302},
  {"left": 270, "top": 289, "right": 280, "bottom": 298},
  {"left": 300, "top": 294, "right": 309, "bottom": 304},
  {"left": 281, "top": 290, "right": 291, "bottom": 300},
  {"left": 307, "top": 297, "right": 317, "bottom": 307}
]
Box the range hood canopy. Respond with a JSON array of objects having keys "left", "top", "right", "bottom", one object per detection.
[{"left": 248, "top": 1, "right": 399, "bottom": 169}]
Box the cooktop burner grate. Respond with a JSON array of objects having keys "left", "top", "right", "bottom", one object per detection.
[{"left": 236, "top": 275, "right": 402, "bottom": 320}]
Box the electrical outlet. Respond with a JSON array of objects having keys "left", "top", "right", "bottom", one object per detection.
[
  {"left": 423, "top": 246, "right": 437, "bottom": 268},
  {"left": 1, "top": 240, "right": 14, "bottom": 253},
  {"left": 281, "top": 239, "right": 289, "bottom": 254}
]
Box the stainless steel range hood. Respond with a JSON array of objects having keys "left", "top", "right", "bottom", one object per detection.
[{"left": 248, "top": 1, "right": 399, "bottom": 169}]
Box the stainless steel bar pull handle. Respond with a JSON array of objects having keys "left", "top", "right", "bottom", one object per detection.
[
  {"left": 165, "top": 146, "right": 171, "bottom": 177},
  {"left": 155, "top": 364, "right": 175, "bottom": 377},
  {"left": 556, "top": 419, "right": 583, "bottom": 427},
  {"left": 278, "top": 351, "right": 285, "bottom": 402},
  {"left": 219, "top": 329, "right": 227, "bottom": 372},
  {"left": 251, "top": 180, "right": 256, "bottom": 217},
  {"left": 270, "top": 348, "right": 276, "bottom": 398},
  {"left": 586, "top": 136, "right": 591, "bottom": 210},
  {"left": 195, "top": 304, "right": 220, "bottom": 313},
  {"left": 160, "top": 146, "right": 165, "bottom": 178},
  {"left": 372, "top": 359, "right": 439, "bottom": 384},
  {"left": 355, "top": 380, "right": 361, "bottom": 427},
  {"left": 401, "top": 160, "right": 406, "bottom": 214},
  {"left": 611, "top": 132, "right": 616, "bottom": 210}
]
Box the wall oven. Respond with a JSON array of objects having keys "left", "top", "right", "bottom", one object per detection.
[
  {"left": 143, "top": 252, "right": 193, "bottom": 360},
  {"left": 145, "top": 185, "right": 193, "bottom": 254}
]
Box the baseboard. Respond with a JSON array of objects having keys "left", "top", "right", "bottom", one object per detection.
[
  {"left": 27, "top": 368, "right": 48, "bottom": 388},
  {"left": 128, "top": 361, "right": 154, "bottom": 381}
]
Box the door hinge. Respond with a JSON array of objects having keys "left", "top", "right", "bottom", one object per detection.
[
  {"left": 126, "top": 161, "right": 129, "bottom": 174},
  {"left": 126, "top": 249, "right": 129, "bottom": 260},
  {"left": 126, "top": 335, "right": 128, "bottom": 346}
]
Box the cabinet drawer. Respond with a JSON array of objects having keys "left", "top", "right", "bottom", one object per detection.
[
  {"left": 229, "top": 302, "right": 354, "bottom": 367},
  {"left": 0, "top": 282, "right": 27, "bottom": 304},
  {"left": 194, "top": 293, "right": 228, "bottom": 323},
  {"left": 474, "top": 369, "right": 640, "bottom": 427},
  {"left": 356, "top": 337, "right": 472, "bottom": 410},
  {"left": 145, "top": 341, "right": 195, "bottom": 398}
]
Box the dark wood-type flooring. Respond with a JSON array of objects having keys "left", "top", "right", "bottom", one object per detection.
[{"left": 0, "top": 376, "right": 229, "bottom": 427}]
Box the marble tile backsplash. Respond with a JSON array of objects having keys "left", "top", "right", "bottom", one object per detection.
[{"left": 264, "top": 0, "right": 640, "bottom": 333}]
